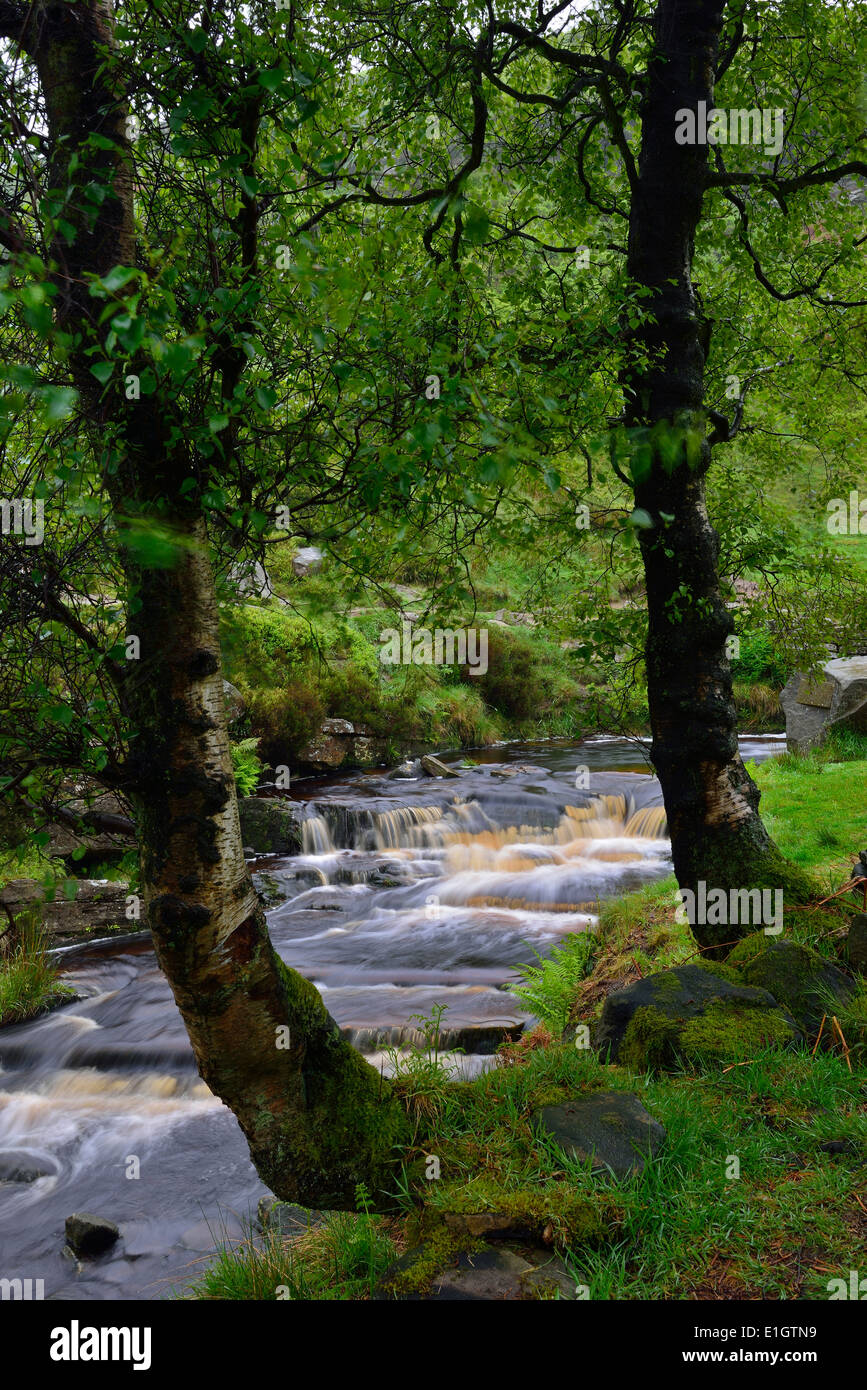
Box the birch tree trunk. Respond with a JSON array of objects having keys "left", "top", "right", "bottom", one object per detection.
[{"left": 11, "top": 0, "right": 408, "bottom": 1205}]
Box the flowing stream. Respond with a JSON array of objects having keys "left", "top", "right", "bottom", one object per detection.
[{"left": 0, "top": 734, "right": 783, "bottom": 1299}]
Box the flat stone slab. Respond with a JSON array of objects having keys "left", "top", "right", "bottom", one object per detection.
[{"left": 535, "top": 1090, "right": 666, "bottom": 1178}]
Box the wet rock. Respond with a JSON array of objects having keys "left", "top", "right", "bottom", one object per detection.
[
  {"left": 237, "top": 797, "right": 305, "bottom": 854},
  {"left": 65, "top": 1212, "right": 120, "bottom": 1258},
  {"left": 420, "top": 755, "right": 459, "bottom": 778},
  {"left": 390, "top": 759, "right": 423, "bottom": 779},
  {"left": 738, "top": 940, "right": 856, "bottom": 1035},
  {"left": 846, "top": 915, "right": 867, "bottom": 975},
  {"left": 593, "top": 963, "right": 801, "bottom": 1069},
  {"left": 535, "top": 1091, "right": 665, "bottom": 1179},
  {"left": 0, "top": 1155, "right": 52, "bottom": 1183},
  {"left": 0, "top": 878, "right": 134, "bottom": 947}
]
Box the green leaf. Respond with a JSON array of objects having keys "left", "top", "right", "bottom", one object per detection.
[
  {"left": 208, "top": 414, "right": 230, "bottom": 434},
  {"left": 90, "top": 361, "right": 114, "bottom": 384},
  {"left": 256, "top": 69, "right": 285, "bottom": 92},
  {"left": 100, "top": 265, "right": 139, "bottom": 293},
  {"left": 41, "top": 386, "right": 78, "bottom": 420}
]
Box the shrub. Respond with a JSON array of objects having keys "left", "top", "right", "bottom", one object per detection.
[
  {"left": 247, "top": 683, "right": 325, "bottom": 766},
  {"left": 732, "top": 630, "right": 787, "bottom": 686}
]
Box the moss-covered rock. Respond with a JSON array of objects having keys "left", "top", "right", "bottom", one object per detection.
[
  {"left": 594, "top": 963, "right": 801, "bottom": 1071},
  {"left": 678, "top": 1000, "right": 801, "bottom": 1061},
  {"left": 845, "top": 914, "right": 867, "bottom": 976},
  {"left": 726, "top": 931, "right": 777, "bottom": 972},
  {"left": 738, "top": 939, "right": 856, "bottom": 1035},
  {"left": 237, "top": 796, "right": 305, "bottom": 854}
]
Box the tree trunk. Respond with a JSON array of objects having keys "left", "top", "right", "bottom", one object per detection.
[
  {"left": 621, "top": 0, "right": 814, "bottom": 951},
  {"left": 121, "top": 517, "right": 408, "bottom": 1206},
  {"left": 23, "top": 0, "right": 409, "bottom": 1204}
]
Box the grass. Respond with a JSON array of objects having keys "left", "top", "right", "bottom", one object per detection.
[
  {"left": 752, "top": 748, "right": 867, "bottom": 889},
  {"left": 0, "top": 909, "right": 76, "bottom": 1026},
  {"left": 387, "top": 1041, "right": 866, "bottom": 1300},
  {"left": 186, "top": 1195, "right": 399, "bottom": 1300}
]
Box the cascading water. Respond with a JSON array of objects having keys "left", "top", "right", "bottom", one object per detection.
[{"left": 0, "top": 734, "right": 784, "bottom": 1298}]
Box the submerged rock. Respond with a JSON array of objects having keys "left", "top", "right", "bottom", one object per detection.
[
  {"left": 535, "top": 1090, "right": 665, "bottom": 1179},
  {"left": 389, "top": 759, "right": 423, "bottom": 779},
  {"left": 0, "top": 1155, "right": 53, "bottom": 1183},
  {"left": 593, "top": 963, "right": 800, "bottom": 1069}
]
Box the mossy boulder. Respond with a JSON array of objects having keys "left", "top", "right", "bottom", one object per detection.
[
  {"left": 237, "top": 796, "right": 305, "bottom": 855},
  {"left": 737, "top": 939, "right": 856, "bottom": 1035},
  {"left": 678, "top": 1000, "right": 801, "bottom": 1062},
  {"left": 726, "top": 931, "right": 779, "bottom": 972},
  {"left": 593, "top": 963, "right": 801, "bottom": 1071}
]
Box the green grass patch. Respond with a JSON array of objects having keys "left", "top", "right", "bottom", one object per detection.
[{"left": 0, "top": 910, "right": 75, "bottom": 1026}]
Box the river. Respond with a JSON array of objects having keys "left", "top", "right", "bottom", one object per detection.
[{"left": 0, "top": 733, "right": 784, "bottom": 1299}]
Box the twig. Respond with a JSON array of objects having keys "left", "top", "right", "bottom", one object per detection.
[{"left": 811, "top": 1014, "right": 827, "bottom": 1057}]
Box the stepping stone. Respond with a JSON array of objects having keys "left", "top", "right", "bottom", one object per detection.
[{"left": 535, "top": 1090, "right": 665, "bottom": 1178}]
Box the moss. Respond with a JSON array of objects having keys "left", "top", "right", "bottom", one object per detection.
[
  {"left": 739, "top": 941, "right": 855, "bottom": 1034},
  {"left": 726, "top": 932, "right": 772, "bottom": 972},
  {"left": 648, "top": 971, "right": 685, "bottom": 999},
  {"left": 377, "top": 1228, "right": 480, "bottom": 1298},
  {"left": 678, "top": 1000, "right": 798, "bottom": 1062},
  {"left": 255, "top": 956, "right": 412, "bottom": 1209},
  {"left": 421, "top": 1179, "right": 606, "bottom": 1248},
  {"left": 615, "top": 1006, "right": 681, "bottom": 1071},
  {"left": 690, "top": 958, "right": 743, "bottom": 984},
  {"left": 617, "top": 993, "right": 800, "bottom": 1071}
]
